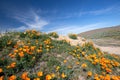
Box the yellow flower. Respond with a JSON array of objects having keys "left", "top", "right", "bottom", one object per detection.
[
  {"left": 23, "top": 45, "right": 27, "bottom": 48},
  {"left": 76, "top": 62, "right": 80, "bottom": 65},
  {"left": 0, "top": 68, "right": 3, "bottom": 73},
  {"left": 114, "top": 61, "right": 120, "bottom": 67},
  {"left": 18, "top": 48, "right": 23, "bottom": 51},
  {"left": 46, "top": 45, "right": 50, "bottom": 48},
  {"left": 81, "top": 63, "right": 87, "bottom": 68},
  {"left": 67, "top": 65, "right": 72, "bottom": 69},
  {"left": 56, "top": 66, "right": 60, "bottom": 71},
  {"left": 6, "top": 66, "right": 11, "bottom": 69},
  {"left": 94, "top": 76, "right": 100, "bottom": 80},
  {"left": 87, "top": 71, "right": 92, "bottom": 77},
  {"left": 61, "top": 73, "right": 66, "bottom": 78},
  {"left": 28, "top": 52, "right": 33, "bottom": 55},
  {"left": 94, "top": 74, "right": 98, "bottom": 77},
  {"left": 63, "top": 60, "right": 67, "bottom": 63},
  {"left": 105, "top": 68, "right": 112, "bottom": 73},
  {"left": 104, "top": 74, "right": 110, "bottom": 80},
  {"left": 30, "top": 46, "right": 36, "bottom": 51},
  {"left": 51, "top": 73, "right": 55, "bottom": 78},
  {"left": 26, "top": 49, "right": 30, "bottom": 53},
  {"left": 102, "top": 72, "right": 106, "bottom": 75},
  {"left": 37, "top": 49, "right": 42, "bottom": 53},
  {"left": 99, "top": 75, "right": 104, "bottom": 79},
  {"left": 18, "top": 52, "right": 24, "bottom": 57},
  {"left": 7, "top": 40, "right": 12, "bottom": 45},
  {"left": 111, "top": 76, "right": 119, "bottom": 80},
  {"left": 37, "top": 71, "right": 43, "bottom": 77},
  {"left": 82, "top": 52, "right": 85, "bottom": 56},
  {"left": 94, "top": 59, "right": 99, "bottom": 63},
  {"left": 32, "top": 56, "right": 35, "bottom": 60},
  {"left": 46, "top": 48, "right": 49, "bottom": 51},
  {"left": 34, "top": 78, "right": 40, "bottom": 80},
  {"left": 46, "top": 74, "right": 52, "bottom": 80},
  {"left": 14, "top": 49, "right": 18, "bottom": 53}
]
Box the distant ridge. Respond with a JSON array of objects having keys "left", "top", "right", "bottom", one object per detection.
[{"left": 78, "top": 25, "right": 120, "bottom": 39}]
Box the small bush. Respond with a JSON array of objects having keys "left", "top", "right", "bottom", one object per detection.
[
  {"left": 68, "top": 33, "right": 77, "bottom": 39},
  {"left": 48, "top": 32, "right": 59, "bottom": 38}
]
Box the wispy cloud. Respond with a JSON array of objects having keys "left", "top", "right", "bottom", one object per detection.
[
  {"left": 56, "top": 7, "right": 115, "bottom": 19},
  {"left": 79, "top": 7, "right": 114, "bottom": 16},
  {"left": 13, "top": 9, "right": 49, "bottom": 31},
  {"left": 48, "top": 23, "right": 107, "bottom": 35}
]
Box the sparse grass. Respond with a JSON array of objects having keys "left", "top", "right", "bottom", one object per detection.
[
  {"left": 79, "top": 26, "right": 120, "bottom": 39},
  {"left": 0, "top": 30, "right": 120, "bottom": 80},
  {"left": 79, "top": 27, "right": 120, "bottom": 47},
  {"left": 82, "top": 30, "right": 120, "bottom": 40}
]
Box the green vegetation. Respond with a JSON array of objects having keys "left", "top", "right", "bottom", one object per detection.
[
  {"left": 0, "top": 30, "right": 120, "bottom": 80},
  {"left": 68, "top": 33, "right": 77, "bottom": 39},
  {"left": 48, "top": 32, "right": 59, "bottom": 38}
]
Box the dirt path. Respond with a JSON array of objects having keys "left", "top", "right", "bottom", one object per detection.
[
  {"left": 55, "top": 36, "right": 120, "bottom": 55},
  {"left": 96, "top": 46, "right": 120, "bottom": 55}
]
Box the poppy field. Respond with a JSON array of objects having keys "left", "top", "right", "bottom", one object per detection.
[{"left": 0, "top": 30, "right": 120, "bottom": 80}]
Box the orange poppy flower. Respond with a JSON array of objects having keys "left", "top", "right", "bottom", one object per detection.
[
  {"left": 10, "top": 62, "right": 16, "bottom": 68},
  {"left": 0, "top": 68, "right": 3, "bottom": 73},
  {"left": 37, "top": 71, "right": 43, "bottom": 77},
  {"left": 8, "top": 75, "right": 16, "bottom": 80},
  {"left": 46, "top": 74, "right": 52, "bottom": 80},
  {"left": 21, "top": 72, "right": 28, "bottom": 79}
]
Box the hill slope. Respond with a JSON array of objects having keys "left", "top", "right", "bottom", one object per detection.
[
  {"left": 0, "top": 30, "right": 120, "bottom": 80},
  {"left": 78, "top": 25, "right": 120, "bottom": 46}
]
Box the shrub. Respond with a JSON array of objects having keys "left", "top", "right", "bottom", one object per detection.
[
  {"left": 68, "top": 33, "right": 77, "bottom": 39},
  {"left": 48, "top": 32, "right": 59, "bottom": 38}
]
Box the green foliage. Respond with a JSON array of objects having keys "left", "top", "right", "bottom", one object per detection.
[
  {"left": 48, "top": 32, "right": 59, "bottom": 38},
  {"left": 68, "top": 33, "right": 77, "bottom": 39},
  {"left": 0, "top": 35, "right": 16, "bottom": 51},
  {"left": 47, "top": 56, "right": 60, "bottom": 67}
]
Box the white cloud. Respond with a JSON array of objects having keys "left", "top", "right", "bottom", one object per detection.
[
  {"left": 13, "top": 9, "right": 48, "bottom": 31},
  {"left": 48, "top": 23, "right": 106, "bottom": 35},
  {"left": 89, "top": 7, "right": 113, "bottom": 15},
  {"left": 54, "top": 7, "right": 114, "bottom": 20},
  {"left": 13, "top": 26, "right": 27, "bottom": 31},
  {"left": 79, "top": 7, "right": 113, "bottom": 16}
]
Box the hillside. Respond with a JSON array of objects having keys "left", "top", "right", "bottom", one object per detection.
[
  {"left": 0, "top": 30, "right": 120, "bottom": 80},
  {"left": 78, "top": 25, "right": 120, "bottom": 47}
]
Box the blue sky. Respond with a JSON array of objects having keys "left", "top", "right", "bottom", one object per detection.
[{"left": 0, "top": 0, "right": 120, "bottom": 35}]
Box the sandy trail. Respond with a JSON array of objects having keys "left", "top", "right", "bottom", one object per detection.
[
  {"left": 55, "top": 36, "right": 120, "bottom": 55},
  {"left": 96, "top": 46, "right": 120, "bottom": 55}
]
